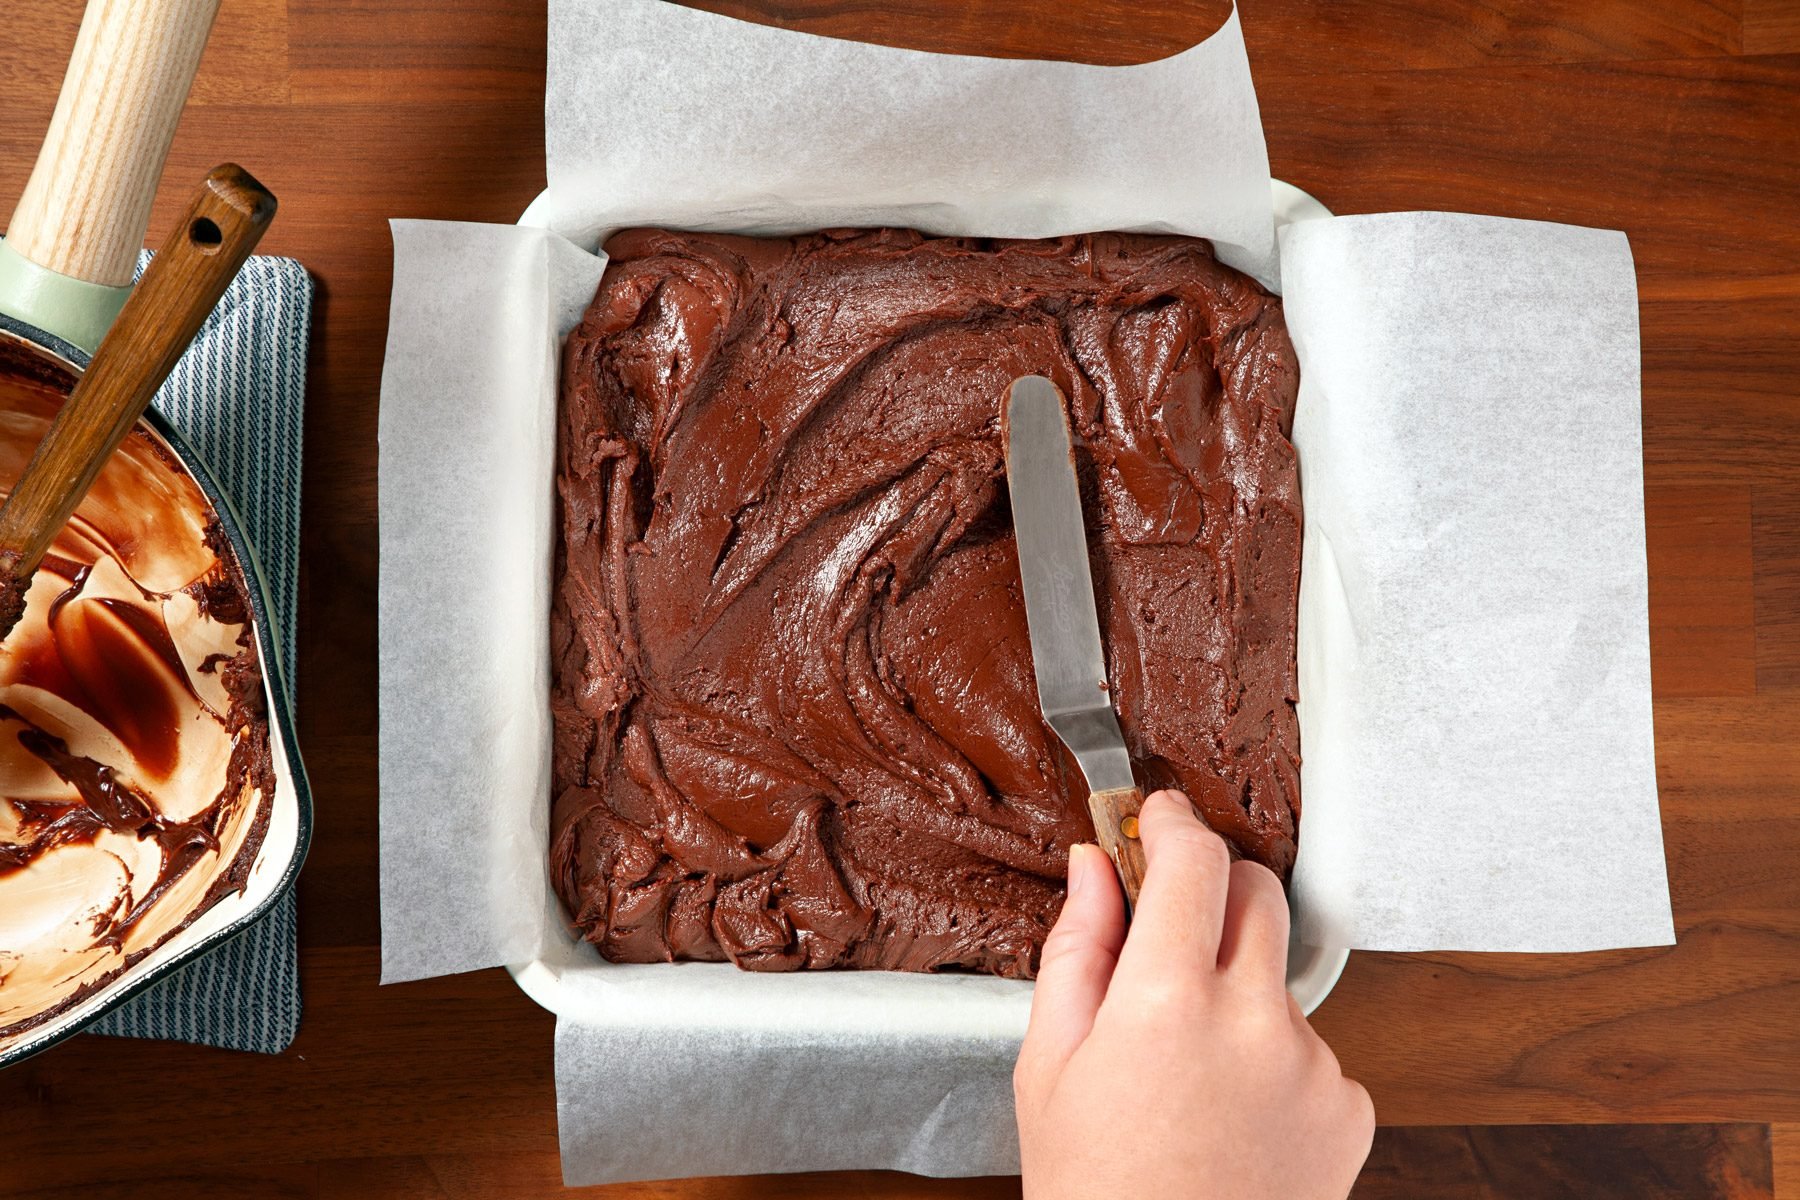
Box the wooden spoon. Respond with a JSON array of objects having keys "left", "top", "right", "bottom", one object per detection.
[{"left": 0, "top": 164, "right": 276, "bottom": 637}]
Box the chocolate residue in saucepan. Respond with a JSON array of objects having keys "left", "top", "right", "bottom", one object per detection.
[
  {"left": 0, "top": 552, "right": 27, "bottom": 637},
  {"left": 0, "top": 353, "right": 274, "bottom": 1045}
]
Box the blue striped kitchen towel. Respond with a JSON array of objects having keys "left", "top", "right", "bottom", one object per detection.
[{"left": 85, "top": 254, "right": 310, "bottom": 1054}]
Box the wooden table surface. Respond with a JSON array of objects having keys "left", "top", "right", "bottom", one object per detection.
[{"left": 3, "top": 1, "right": 1798, "bottom": 1196}]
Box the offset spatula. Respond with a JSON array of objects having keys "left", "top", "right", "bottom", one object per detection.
[{"left": 1004, "top": 375, "right": 1148, "bottom": 910}]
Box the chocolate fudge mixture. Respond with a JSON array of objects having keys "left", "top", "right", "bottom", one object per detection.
[{"left": 552, "top": 229, "right": 1300, "bottom": 979}]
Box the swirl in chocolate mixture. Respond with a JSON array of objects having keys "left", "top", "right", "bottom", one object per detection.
[
  {"left": 0, "top": 349, "right": 273, "bottom": 1045},
  {"left": 552, "top": 229, "right": 1300, "bottom": 979}
]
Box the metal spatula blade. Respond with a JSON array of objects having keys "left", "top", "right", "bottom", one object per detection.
[{"left": 1003, "top": 375, "right": 1147, "bottom": 907}]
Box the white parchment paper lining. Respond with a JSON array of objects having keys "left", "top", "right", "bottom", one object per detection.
[{"left": 377, "top": 0, "right": 1672, "bottom": 1184}]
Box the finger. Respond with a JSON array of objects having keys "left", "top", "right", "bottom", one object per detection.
[
  {"left": 1017, "top": 843, "right": 1127, "bottom": 1095},
  {"left": 1287, "top": 991, "right": 1309, "bottom": 1030},
  {"left": 1344, "top": 1078, "right": 1377, "bottom": 1155},
  {"left": 1324, "top": 1076, "right": 1377, "bottom": 1192},
  {"left": 1111, "top": 789, "right": 1232, "bottom": 988},
  {"left": 1215, "top": 858, "right": 1291, "bottom": 989}
]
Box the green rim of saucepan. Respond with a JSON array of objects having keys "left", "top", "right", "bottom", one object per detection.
[
  {"left": 0, "top": 311, "right": 314, "bottom": 1070},
  {"left": 0, "top": 241, "right": 129, "bottom": 357}
]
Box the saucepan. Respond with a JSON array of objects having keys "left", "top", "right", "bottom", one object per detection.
[{"left": 0, "top": 0, "right": 311, "bottom": 1065}]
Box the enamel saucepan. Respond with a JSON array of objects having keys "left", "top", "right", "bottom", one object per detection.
[{"left": 0, "top": 0, "right": 312, "bottom": 1065}]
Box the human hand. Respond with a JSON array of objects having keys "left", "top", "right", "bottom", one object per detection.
[{"left": 1014, "top": 789, "right": 1373, "bottom": 1200}]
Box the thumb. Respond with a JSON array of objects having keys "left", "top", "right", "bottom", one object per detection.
[{"left": 1017, "top": 844, "right": 1128, "bottom": 1098}]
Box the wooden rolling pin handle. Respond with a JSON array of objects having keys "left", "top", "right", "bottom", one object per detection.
[
  {"left": 0, "top": 165, "right": 275, "bottom": 584},
  {"left": 5, "top": 0, "right": 222, "bottom": 287},
  {"left": 1088, "top": 785, "right": 1148, "bottom": 912}
]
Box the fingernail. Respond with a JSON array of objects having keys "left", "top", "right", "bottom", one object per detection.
[{"left": 1067, "top": 844, "right": 1093, "bottom": 894}]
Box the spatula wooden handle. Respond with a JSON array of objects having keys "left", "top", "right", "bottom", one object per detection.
[
  {"left": 0, "top": 166, "right": 275, "bottom": 579},
  {"left": 5, "top": 0, "right": 222, "bottom": 288},
  {"left": 1088, "top": 785, "right": 1148, "bottom": 911}
]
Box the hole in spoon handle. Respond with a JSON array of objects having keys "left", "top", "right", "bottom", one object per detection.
[{"left": 189, "top": 217, "right": 223, "bottom": 252}]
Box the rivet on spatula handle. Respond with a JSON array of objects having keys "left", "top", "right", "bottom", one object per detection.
[
  {"left": 0, "top": 164, "right": 276, "bottom": 636},
  {"left": 1088, "top": 785, "right": 1148, "bottom": 910}
]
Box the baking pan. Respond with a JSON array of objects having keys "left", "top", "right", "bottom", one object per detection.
[{"left": 507, "top": 178, "right": 1350, "bottom": 1018}]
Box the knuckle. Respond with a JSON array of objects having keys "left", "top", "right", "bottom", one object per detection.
[
  {"left": 1305, "top": 1036, "right": 1345, "bottom": 1082},
  {"left": 1347, "top": 1080, "right": 1376, "bottom": 1135},
  {"left": 1011, "top": 1051, "right": 1043, "bottom": 1108},
  {"left": 1230, "top": 857, "right": 1282, "bottom": 897},
  {"left": 1243, "top": 993, "right": 1293, "bottom": 1039},
  {"left": 1132, "top": 974, "right": 1205, "bottom": 1023},
  {"left": 1037, "top": 932, "right": 1112, "bottom": 981},
  {"left": 1037, "top": 925, "right": 1080, "bottom": 966},
  {"left": 1042, "top": 897, "right": 1108, "bottom": 948},
  {"left": 1162, "top": 825, "right": 1229, "bottom": 871}
]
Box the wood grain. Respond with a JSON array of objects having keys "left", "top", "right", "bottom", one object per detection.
[
  {"left": 6, "top": 0, "right": 221, "bottom": 288},
  {"left": 1755, "top": 490, "right": 1800, "bottom": 691},
  {"left": 1647, "top": 485, "right": 1757, "bottom": 698},
  {"left": 0, "top": 0, "right": 289, "bottom": 107},
  {"left": 681, "top": 0, "right": 1750, "bottom": 68},
  {"left": 1744, "top": 1, "right": 1800, "bottom": 54},
  {"left": 2, "top": 1118, "right": 1777, "bottom": 1199},
  {"left": 1353, "top": 1123, "right": 1774, "bottom": 1199},
  {"left": 1086, "top": 785, "right": 1147, "bottom": 907},
  {"left": 288, "top": 0, "right": 546, "bottom": 103},
  {"left": 1, "top": 0, "right": 1797, "bottom": 1195},
  {"left": 1775, "top": 1123, "right": 1800, "bottom": 1199}
]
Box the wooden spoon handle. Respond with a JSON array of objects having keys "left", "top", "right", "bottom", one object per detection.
[
  {"left": 0, "top": 166, "right": 275, "bottom": 578},
  {"left": 1088, "top": 785, "right": 1148, "bottom": 911},
  {"left": 5, "top": 0, "right": 222, "bottom": 288}
]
